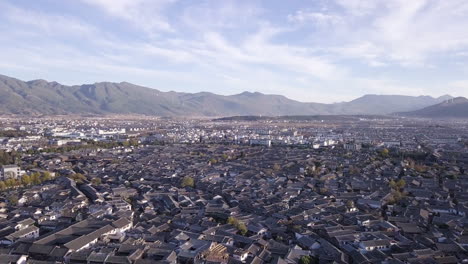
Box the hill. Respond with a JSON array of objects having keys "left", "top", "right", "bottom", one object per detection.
[
  {"left": 0, "top": 74, "right": 453, "bottom": 116},
  {"left": 398, "top": 97, "right": 468, "bottom": 118}
]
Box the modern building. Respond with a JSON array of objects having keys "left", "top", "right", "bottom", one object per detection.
[{"left": 1, "top": 165, "right": 22, "bottom": 180}]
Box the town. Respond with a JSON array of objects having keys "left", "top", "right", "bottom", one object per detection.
[{"left": 0, "top": 115, "right": 467, "bottom": 264}]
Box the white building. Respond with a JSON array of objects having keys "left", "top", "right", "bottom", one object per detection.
[{"left": 1, "top": 165, "right": 24, "bottom": 180}]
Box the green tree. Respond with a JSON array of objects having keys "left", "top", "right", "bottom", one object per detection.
[
  {"left": 380, "top": 148, "right": 389, "bottom": 158},
  {"left": 227, "top": 217, "right": 248, "bottom": 236},
  {"left": 31, "top": 172, "right": 41, "bottom": 185},
  {"left": 392, "top": 190, "right": 406, "bottom": 203},
  {"left": 238, "top": 222, "right": 248, "bottom": 236},
  {"left": 41, "top": 172, "right": 52, "bottom": 182},
  {"left": 0, "top": 181, "right": 6, "bottom": 191},
  {"left": 181, "top": 176, "right": 195, "bottom": 188},
  {"left": 91, "top": 178, "right": 102, "bottom": 186},
  {"left": 21, "top": 175, "right": 32, "bottom": 186},
  {"left": 273, "top": 163, "right": 281, "bottom": 171},
  {"left": 8, "top": 194, "right": 19, "bottom": 206},
  {"left": 69, "top": 173, "right": 87, "bottom": 184},
  {"left": 299, "top": 256, "right": 313, "bottom": 264},
  {"left": 396, "top": 179, "right": 406, "bottom": 189},
  {"left": 227, "top": 217, "right": 237, "bottom": 225},
  {"left": 5, "top": 179, "right": 15, "bottom": 188}
]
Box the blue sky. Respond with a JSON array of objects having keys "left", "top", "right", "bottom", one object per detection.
[{"left": 0, "top": 0, "right": 467, "bottom": 103}]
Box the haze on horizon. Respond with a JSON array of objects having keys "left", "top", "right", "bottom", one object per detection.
[{"left": 0, "top": 0, "right": 467, "bottom": 103}]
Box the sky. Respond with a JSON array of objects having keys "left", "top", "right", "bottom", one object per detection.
[{"left": 0, "top": 0, "right": 468, "bottom": 103}]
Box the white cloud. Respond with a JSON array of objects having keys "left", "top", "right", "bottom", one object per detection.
[
  {"left": 180, "top": 0, "right": 263, "bottom": 31},
  {"left": 0, "top": 2, "right": 97, "bottom": 37},
  {"left": 293, "top": 0, "right": 468, "bottom": 67},
  {"left": 195, "top": 27, "right": 343, "bottom": 80},
  {"left": 2, "top": 0, "right": 468, "bottom": 102},
  {"left": 288, "top": 10, "right": 342, "bottom": 26},
  {"left": 80, "top": 0, "right": 175, "bottom": 33},
  {"left": 335, "top": 0, "right": 379, "bottom": 16}
]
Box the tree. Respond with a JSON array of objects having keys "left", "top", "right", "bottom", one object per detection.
[
  {"left": 41, "top": 172, "right": 52, "bottom": 182},
  {"left": 273, "top": 163, "right": 281, "bottom": 171},
  {"left": 0, "top": 150, "right": 20, "bottom": 165},
  {"left": 69, "top": 173, "right": 87, "bottom": 184},
  {"left": 5, "top": 179, "right": 16, "bottom": 188},
  {"left": 0, "top": 181, "right": 6, "bottom": 191},
  {"left": 227, "top": 217, "right": 237, "bottom": 225},
  {"left": 299, "top": 256, "right": 313, "bottom": 264},
  {"left": 181, "top": 176, "right": 194, "bottom": 188},
  {"left": 390, "top": 179, "right": 406, "bottom": 191},
  {"left": 380, "top": 148, "right": 389, "bottom": 158},
  {"left": 91, "top": 178, "right": 102, "bottom": 186},
  {"left": 21, "top": 175, "right": 32, "bottom": 186},
  {"left": 31, "top": 172, "right": 41, "bottom": 185},
  {"left": 238, "top": 222, "right": 248, "bottom": 236},
  {"left": 8, "top": 194, "right": 19, "bottom": 206},
  {"left": 392, "top": 190, "right": 406, "bottom": 203},
  {"left": 227, "top": 217, "right": 248, "bottom": 236},
  {"left": 396, "top": 179, "right": 406, "bottom": 189}
]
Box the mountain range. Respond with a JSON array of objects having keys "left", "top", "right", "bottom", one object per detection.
[
  {"left": 0, "top": 74, "right": 457, "bottom": 117},
  {"left": 398, "top": 97, "right": 468, "bottom": 118}
]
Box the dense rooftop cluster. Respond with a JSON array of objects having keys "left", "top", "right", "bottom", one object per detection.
[{"left": 0, "top": 116, "right": 467, "bottom": 263}]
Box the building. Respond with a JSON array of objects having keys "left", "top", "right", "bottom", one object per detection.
[
  {"left": 1, "top": 165, "right": 22, "bottom": 180},
  {"left": 249, "top": 139, "right": 271, "bottom": 147},
  {"left": 50, "top": 139, "right": 82, "bottom": 146},
  {"left": 98, "top": 129, "right": 126, "bottom": 136},
  {"left": 359, "top": 239, "right": 391, "bottom": 252},
  {"left": 344, "top": 143, "right": 362, "bottom": 151}
]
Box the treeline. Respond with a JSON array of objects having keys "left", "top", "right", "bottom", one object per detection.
[
  {"left": 24, "top": 139, "right": 140, "bottom": 155},
  {"left": 0, "top": 150, "right": 20, "bottom": 166},
  {"left": 0, "top": 171, "right": 53, "bottom": 191},
  {"left": 0, "top": 130, "right": 30, "bottom": 138},
  {"left": 67, "top": 173, "right": 101, "bottom": 185}
]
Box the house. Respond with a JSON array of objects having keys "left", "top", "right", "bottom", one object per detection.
[
  {"left": 359, "top": 239, "right": 391, "bottom": 252},
  {"left": 2, "top": 226, "right": 40, "bottom": 244},
  {"left": 0, "top": 254, "right": 27, "bottom": 264},
  {"left": 15, "top": 218, "right": 35, "bottom": 230}
]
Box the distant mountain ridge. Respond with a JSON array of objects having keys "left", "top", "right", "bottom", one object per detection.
[
  {"left": 398, "top": 97, "right": 468, "bottom": 118},
  {"left": 0, "top": 74, "right": 454, "bottom": 117}
]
